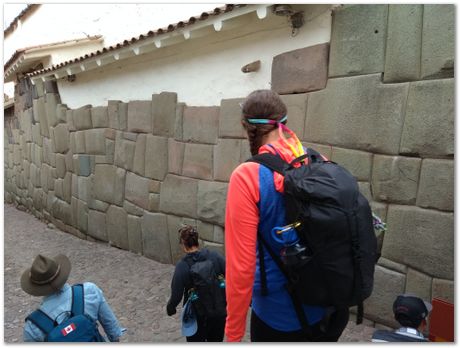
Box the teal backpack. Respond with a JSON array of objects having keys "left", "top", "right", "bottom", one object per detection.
[{"left": 25, "top": 284, "right": 105, "bottom": 342}]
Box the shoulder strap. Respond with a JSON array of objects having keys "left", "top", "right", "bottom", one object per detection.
[
  {"left": 26, "top": 309, "right": 55, "bottom": 335},
  {"left": 247, "top": 153, "right": 290, "bottom": 174},
  {"left": 71, "top": 284, "right": 84, "bottom": 316}
]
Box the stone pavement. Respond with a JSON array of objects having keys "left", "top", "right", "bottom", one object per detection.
[{"left": 4, "top": 204, "right": 376, "bottom": 343}]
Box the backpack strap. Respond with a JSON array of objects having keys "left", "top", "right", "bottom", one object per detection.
[
  {"left": 347, "top": 212, "right": 365, "bottom": 325},
  {"left": 256, "top": 230, "right": 312, "bottom": 336},
  {"left": 71, "top": 284, "right": 85, "bottom": 316},
  {"left": 25, "top": 309, "right": 56, "bottom": 335},
  {"left": 247, "top": 153, "right": 290, "bottom": 174}
]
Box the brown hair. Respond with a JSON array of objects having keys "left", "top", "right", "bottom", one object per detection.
[
  {"left": 178, "top": 225, "right": 199, "bottom": 249},
  {"left": 241, "top": 89, "right": 287, "bottom": 155}
]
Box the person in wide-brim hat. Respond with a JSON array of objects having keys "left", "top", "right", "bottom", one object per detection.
[{"left": 21, "top": 254, "right": 71, "bottom": 297}]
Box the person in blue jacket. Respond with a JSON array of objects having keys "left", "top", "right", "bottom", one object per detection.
[{"left": 21, "top": 253, "right": 126, "bottom": 342}]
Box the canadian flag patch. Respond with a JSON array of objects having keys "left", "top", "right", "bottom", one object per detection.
[{"left": 61, "top": 323, "right": 76, "bottom": 336}]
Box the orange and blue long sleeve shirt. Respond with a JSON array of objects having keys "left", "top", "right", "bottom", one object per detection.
[{"left": 224, "top": 137, "right": 326, "bottom": 341}]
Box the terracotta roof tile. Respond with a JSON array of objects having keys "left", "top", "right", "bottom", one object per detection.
[
  {"left": 4, "top": 36, "right": 103, "bottom": 72},
  {"left": 27, "top": 4, "right": 245, "bottom": 78}
]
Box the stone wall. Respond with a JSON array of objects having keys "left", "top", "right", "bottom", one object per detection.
[{"left": 4, "top": 4, "right": 454, "bottom": 328}]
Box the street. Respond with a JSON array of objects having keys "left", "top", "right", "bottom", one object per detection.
[{"left": 4, "top": 204, "right": 375, "bottom": 342}]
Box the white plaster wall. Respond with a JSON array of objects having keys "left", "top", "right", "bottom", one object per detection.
[
  {"left": 57, "top": 5, "right": 332, "bottom": 108},
  {"left": 3, "top": 3, "right": 222, "bottom": 98},
  {"left": 4, "top": 3, "right": 224, "bottom": 62}
]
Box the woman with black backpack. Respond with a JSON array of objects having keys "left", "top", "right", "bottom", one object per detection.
[
  {"left": 224, "top": 90, "right": 351, "bottom": 342},
  {"left": 166, "top": 225, "right": 226, "bottom": 342}
]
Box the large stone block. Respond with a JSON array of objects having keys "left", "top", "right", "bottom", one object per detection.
[
  {"left": 384, "top": 5, "right": 423, "bottom": 82},
  {"left": 280, "top": 94, "right": 308, "bottom": 139},
  {"left": 202, "top": 240, "right": 224, "bottom": 257},
  {"left": 182, "top": 143, "right": 213, "bottom": 180},
  {"left": 182, "top": 106, "right": 219, "bottom": 144},
  {"left": 32, "top": 123, "right": 42, "bottom": 146},
  {"left": 91, "top": 106, "right": 108, "bottom": 128},
  {"left": 36, "top": 100, "right": 49, "bottom": 137},
  {"left": 119, "top": 103, "right": 128, "bottom": 131},
  {"left": 63, "top": 172, "right": 72, "bottom": 203},
  {"left": 52, "top": 124, "right": 70, "bottom": 154},
  {"left": 197, "top": 181, "right": 228, "bottom": 225},
  {"left": 197, "top": 221, "right": 224, "bottom": 244},
  {"left": 152, "top": 92, "right": 177, "bottom": 137},
  {"left": 19, "top": 109, "right": 33, "bottom": 142},
  {"left": 84, "top": 129, "right": 106, "bottom": 155},
  {"left": 405, "top": 268, "right": 432, "bottom": 302},
  {"left": 45, "top": 93, "right": 59, "bottom": 128},
  {"left": 55, "top": 154, "right": 66, "bottom": 179},
  {"left": 382, "top": 205, "right": 454, "bottom": 279},
  {"left": 56, "top": 104, "right": 67, "bottom": 124},
  {"left": 67, "top": 109, "right": 76, "bottom": 131},
  {"left": 73, "top": 155, "right": 91, "bottom": 177},
  {"left": 144, "top": 135, "right": 168, "bottom": 180},
  {"left": 168, "top": 139, "right": 184, "bottom": 175},
  {"left": 127, "top": 215, "right": 143, "bottom": 254},
  {"left": 133, "top": 134, "right": 146, "bottom": 176},
  {"left": 377, "top": 257, "right": 407, "bottom": 274},
  {"left": 147, "top": 194, "right": 160, "bottom": 212},
  {"left": 127, "top": 100, "right": 152, "bottom": 133},
  {"left": 52, "top": 198, "right": 72, "bottom": 226},
  {"left": 219, "top": 98, "right": 245, "bottom": 139},
  {"left": 305, "top": 74, "right": 409, "bottom": 154},
  {"left": 142, "top": 212, "right": 171, "bottom": 263},
  {"left": 76, "top": 199, "right": 88, "bottom": 232},
  {"left": 77, "top": 176, "right": 92, "bottom": 203},
  {"left": 40, "top": 164, "right": 51, "bottom": 193},
  {"left": 273, "top": 43, "right": 329, "bottom": 94},
  {"left": 400, "top": 79, "right": 454, "bottom": 157},
  {"left": 93, "top": 164, "right": 126, "bottom": 205},
  {"left": 330, "top": 147, "right": 373, "bottom": 181},
  {"left": 114, "top": 132, "right": 135, "bottom": 171},
  {"left": 108, "top": 100, "right": 121, "bottom": 129},
  {"left": 88, "top": 209, "right": 107, "bottom": 241},
  {"left": 160, "top": 174, "right": 198, "bottom": 218},
  {"left": 42, "top": 137, "right": 53, "bottom": 165},
  {"left": 372, "top": 155, "right": 421, "bottom": 204},
  {"left": 125, "top": 171, "right": 150, "bottom": 210},
  {"left": 107, "top": 205, "right": 128, "bottom": 249},
  {"left": 73, "top": 105, "right": 93, "bottom": 130},
  {"left": 174, "top": 102, "right": 185, "bottom": 141},
  {"left": 432, "top": 278, "right": 454, "bottom": 304},
  {"left": 329, "top": 5, "right": 388, "bottom": 77},
  {"left": 240, "top": 139, "right": 252, "bottom": 162},
  {"left": 421, "top": 5, "right": 455, "bottom": 79},
  {"left": 74, "top": 131, "right": 86, "bottom": 154},
  {"left": 417, "top": 159, "right": 453, "bottom": 211},
  {"left": 213, "top": 139, "right": 241, "bottom": 182},
  {"left": 364, "top": 265, "right": 405, "bottom": 328},
  {"left": 88, "top": 198, "right": 109, "bottom": 213},
  {"left": 123, "top": 200, "right": 144, "bottom": 216}
]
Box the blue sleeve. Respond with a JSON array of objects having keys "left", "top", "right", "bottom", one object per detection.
[
  {"left": 23, "top": 320, "right": 45, "bottom": 342},
  {"left": 92, "top": 284, "right": 126, "bottom": 342}
]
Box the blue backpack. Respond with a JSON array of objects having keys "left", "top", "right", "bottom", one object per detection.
[{"left": 25, "top": 284, "right": 105, "bottom": 342}]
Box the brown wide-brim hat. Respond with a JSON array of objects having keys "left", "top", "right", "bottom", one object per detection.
[{"left": 21, "top": 254, "right": 71, "bottom": 296}]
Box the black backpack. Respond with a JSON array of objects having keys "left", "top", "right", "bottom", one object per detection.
[
  {"left": 185, "top": 250, "right": 227, "bottom": 319},
  {"left": 248, "top": 148, "right": 378, "bottom": 327}
]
